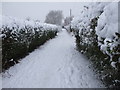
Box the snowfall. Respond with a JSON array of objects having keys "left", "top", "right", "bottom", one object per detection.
[{"left": 2, "top": 29, "right": 104, "bottom": 88}]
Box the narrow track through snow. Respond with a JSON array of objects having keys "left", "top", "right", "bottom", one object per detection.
[{"left": 2, "top": 29, "right": 104, "bottom": 88}]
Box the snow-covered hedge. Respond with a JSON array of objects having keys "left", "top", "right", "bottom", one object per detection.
[
  {"left": 1, "top": 15, "right": 60, "bottom": 71},
  {"left": 71, "top": 2, "right": 120, "bottom": 88}
]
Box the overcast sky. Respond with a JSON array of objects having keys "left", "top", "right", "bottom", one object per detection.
[{"left": 2, "top": 2, "right": 88, "bottom": 22}]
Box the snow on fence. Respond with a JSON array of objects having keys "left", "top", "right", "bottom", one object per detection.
[
  {"left": 71, "top": 2, "right": 120, "bottom": 88},
  {"left": 0, "top": 15, "right": 60, "bottom": 71}
]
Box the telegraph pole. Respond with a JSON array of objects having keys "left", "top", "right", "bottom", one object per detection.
[{"left": 70, "top": 9, "right": 72, "bottom": 31}]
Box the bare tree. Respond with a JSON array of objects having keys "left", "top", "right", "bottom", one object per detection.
[{"left": 45, "top": 10, "right": 63, "bottom": 26}]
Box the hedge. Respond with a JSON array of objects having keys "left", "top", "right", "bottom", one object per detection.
[{"left": 1, "top": 23, "right": 58, "bottom": 72}]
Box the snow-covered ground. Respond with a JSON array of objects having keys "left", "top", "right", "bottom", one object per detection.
[{"left": 2, "top": 29, "right": 104, "bottom": 88}]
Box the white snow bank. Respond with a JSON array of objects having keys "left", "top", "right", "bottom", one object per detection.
[
  {"left": 0, "top": 15, "right": 59, "bottom": 31},
  {"left": 96, "top": 2, "right": 118, "bottom": 39},
  {"left": 71, "top": 2, "right": 110, "bottom": 32}
]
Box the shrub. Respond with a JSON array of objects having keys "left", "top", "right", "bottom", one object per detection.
[
  {"left": 71, "top": 2, "right": 120, "bottom": 88},
  {"left": 1, "top": 16, "right": 59, "bottom": 72}
]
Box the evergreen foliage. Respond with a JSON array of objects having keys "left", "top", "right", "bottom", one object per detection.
[
  {"left": 1, "top": 20, "right": 58, "bottom": 72},
  {"left": 71, "top": 2, "right": 120, "bottom": 87}
]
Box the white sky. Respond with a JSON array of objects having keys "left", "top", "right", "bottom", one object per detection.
[{"left": 2, "top": 2, "right": 88, "bottom": 22}]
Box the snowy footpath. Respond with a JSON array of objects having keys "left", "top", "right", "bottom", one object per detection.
[{"left": 2, "top": 29, "right": 104, "bottom": 88}]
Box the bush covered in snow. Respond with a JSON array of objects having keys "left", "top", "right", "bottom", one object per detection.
[
  {"left": 71, "top": 2, "right": 120, "bottom": 88},
  {"left": 0, "top": 16, "right": 60, "bottom": 71}
]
